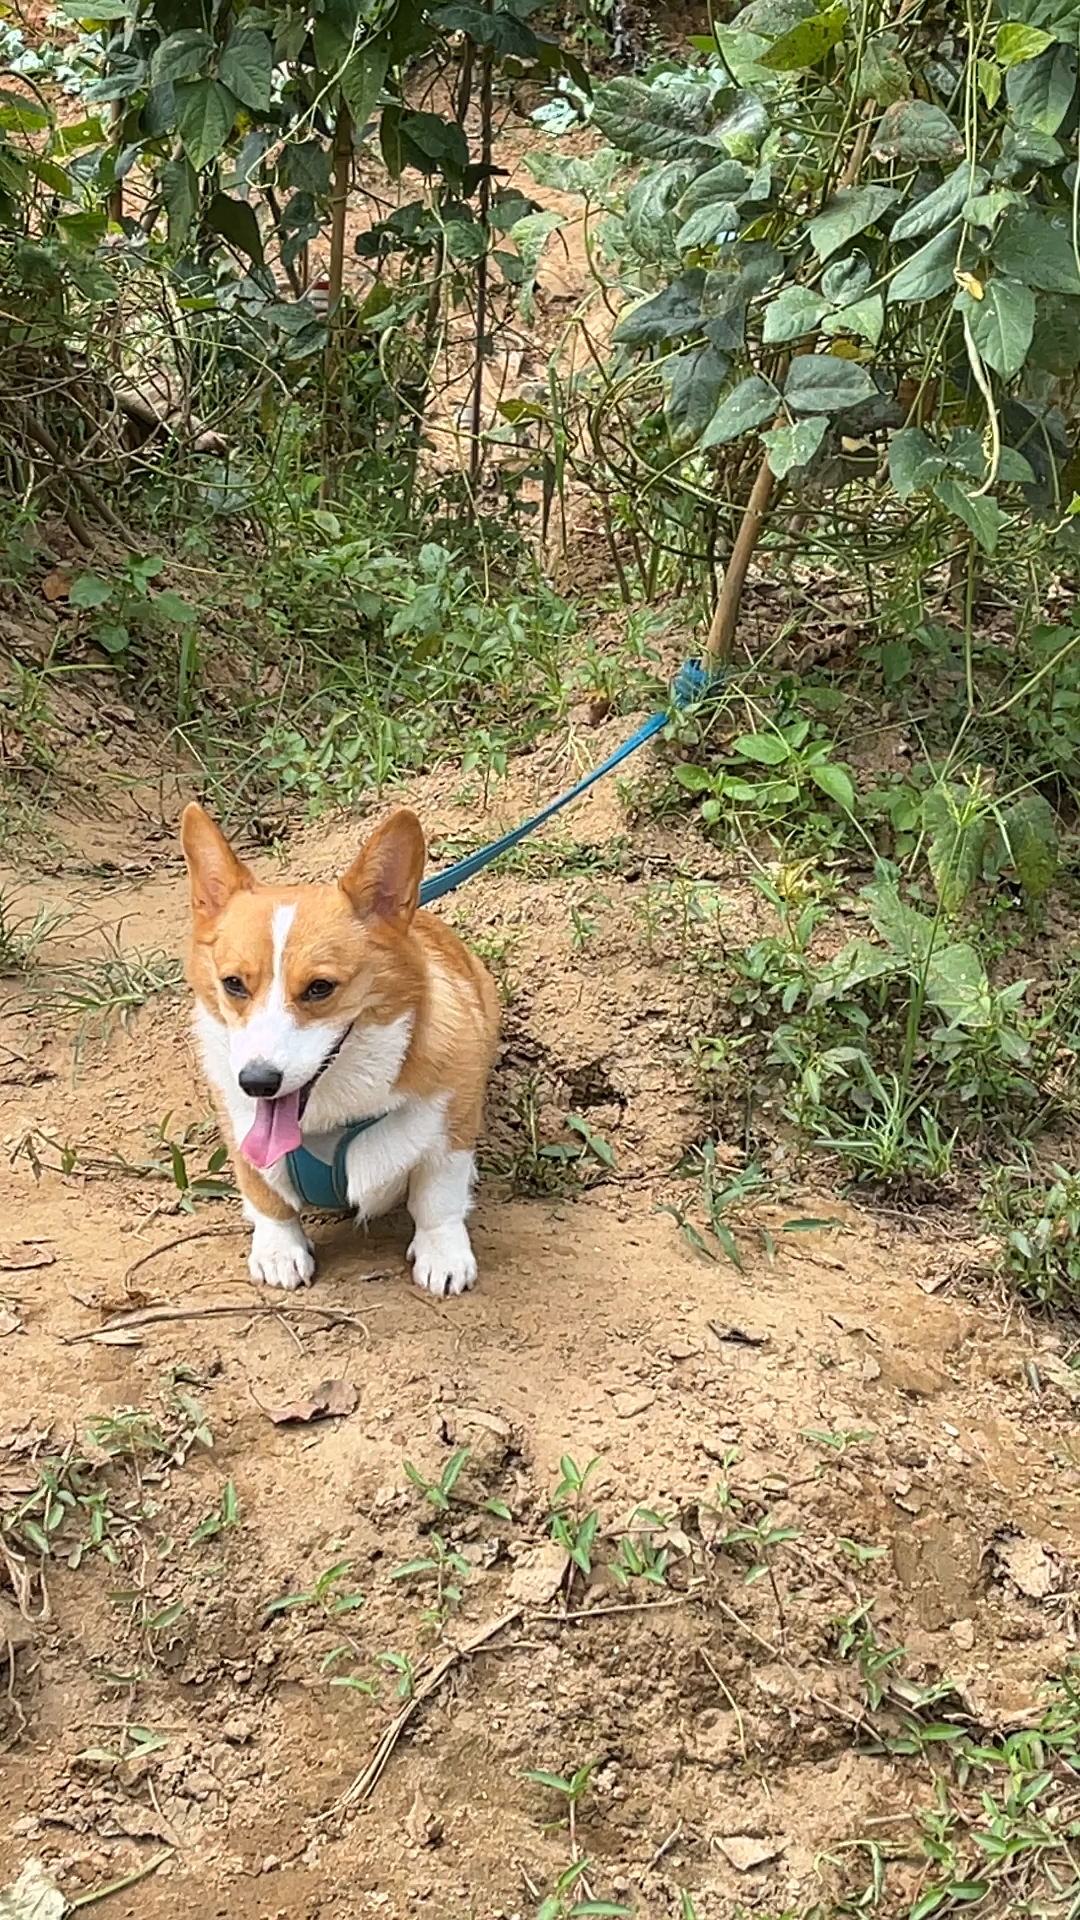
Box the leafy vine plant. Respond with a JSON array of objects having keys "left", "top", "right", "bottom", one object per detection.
[
  {"left": 534, "top": 0, "right": 1080, "bottom": 653},
  {"left": 0, "top": 2, "right": 585, "bottom": 501}
]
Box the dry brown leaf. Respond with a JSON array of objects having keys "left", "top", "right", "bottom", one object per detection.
[
  {"left": 0, "top": 1858, "right": 67, "bottom": 1920},
  {"left": 41, "top": 570, "right": 71, "bottom": 604},
  {"left": 0, "top": 1243, "right": 54, "bottom": 1272},
  {"left": 714, "top": 1834, "right": 786, "bottom": 1872},
  {"left": 404, "top": 1787, "right": 443, "bottom": 1848},
  {"left": 266, "top": 1378, "right": 359, "bottom": 1425},
  {"left": 508, "top": 1541, "right": 569, "bottom": 1607},
  {"left": 994, "top": 1533, "right": 1059, "bottom": 1600}
]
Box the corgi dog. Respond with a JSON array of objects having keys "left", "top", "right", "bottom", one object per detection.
[{"left": 180, "top": 804, "right": 499, "bottom": 1297}]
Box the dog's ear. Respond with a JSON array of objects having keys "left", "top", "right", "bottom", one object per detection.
[
  {"left": 181, "top": 804, "right": 254, "bottom": 920},
  {"left": 340, "top": 810, "right": 425, "bottom": 932}
]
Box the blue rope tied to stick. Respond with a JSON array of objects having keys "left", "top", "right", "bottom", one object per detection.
[{"left": 418, "top": 658, "right": 716, "bottom": 906}]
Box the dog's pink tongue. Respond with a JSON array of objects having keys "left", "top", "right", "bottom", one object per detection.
[{"left": 242, "top": 1091, "right": 303, "bottom": 1169}]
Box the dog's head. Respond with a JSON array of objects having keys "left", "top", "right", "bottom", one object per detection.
[{"left": 180, "top": 805, "right": 425, "bottom": 1166}]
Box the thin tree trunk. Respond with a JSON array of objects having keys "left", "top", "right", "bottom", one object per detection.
[
  {"left": 703, "top": 453, "right": 775, "bottom": 668},
  {"left": 467, "top": 8, "right": 493, "bottom": 509},
  {"left": 322, "top": 101, "right": 353, "bottom": 497}
]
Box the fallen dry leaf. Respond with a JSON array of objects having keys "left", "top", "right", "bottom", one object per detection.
[
  {"left": 0, "top": 1306, "right": 22, "bottom": 1337},
  {"left": 266, "top": 1378, "right": 359, "bottom": 1425},
  {"left": 0, "top": 1243, "right": 54, "bottom": 1272},
  {"left": 404, "top": 1787, "right": 443, "bottom": 1848},
  {"left": 0, "top": 1596, "right": 34, "bottom": 1653},
  {"left": 508, "top": 1541, "right": 569, "bottom": 1607},
  {"left": 714, "top": 1834, "right": 786, "bottom": 1872},
  {"left": 994, "top": 1532, "right": 1059, "bottom": 1600},
  {"left": 0, "top": 1859, "right": 67, "bottom": 1920},
  {"left": 41, "top": 570, "right": 71, "bottom": 604}
]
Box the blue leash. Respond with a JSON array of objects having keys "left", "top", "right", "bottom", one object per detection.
[
  {"left": 418, "top": 658, "right": 715, "bottom": 905},
  {"left": 286, "top": 657, "right": 717, "bottom": 1209}
]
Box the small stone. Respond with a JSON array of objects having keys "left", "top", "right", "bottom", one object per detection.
[
  {"left": 613, "top": 1389, "right": 655, "bottom": 1419},
  {"left": 950, "top": 1619, "right": 976, "bottom": 1651},
  {"left": 260, "top": 1856, "right": 280, "bottom": 1874}
]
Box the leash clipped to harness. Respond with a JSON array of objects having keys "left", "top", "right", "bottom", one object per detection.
[{"left": 284, "top": 657, "right": 720, "bottom": 1207}]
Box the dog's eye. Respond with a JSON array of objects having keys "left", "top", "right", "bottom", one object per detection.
[
  {"left": 301, "top": 978, "right": 336, "bottom": 1003},
  {"left": 221, "top": 975, "right": 248, "bottom": 1000}
]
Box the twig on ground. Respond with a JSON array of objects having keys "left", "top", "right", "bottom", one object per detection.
[
  {"left": 63, "top": 1297, "right": 379, "bottom": 1345},
  {"left": 645, "top": 1823, "right": 683, "bottom": 1873},
  {"left": 123, "top": 1223, "right": 248, "bottom": 1288},
  {"left": 69, "top": 1849, "right": 174, "bottom": 1909},
  {"left": 325, "top": 1608, "right": 523, "bottom": 1817}
]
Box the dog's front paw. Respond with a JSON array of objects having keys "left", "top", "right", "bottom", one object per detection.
[
  {"left": 249, "top": 1216, "right": 315, "bottom": 1291},
  {"left": 408, "top": 1223, "right": 477, "bottom": 1298}
]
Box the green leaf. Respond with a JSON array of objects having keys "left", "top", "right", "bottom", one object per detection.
[
  {"left": 154, "top": 588, "right": 197, "bottom": 623},
  {"left": 763, "top": 283, "right": 828, "bottom": 343},
  {"left": 674, "top": 762, "right": 716, "bottom": 793},
  {"left": 397, "top": 109, "right": 468, "bottom": 179},
  {"left": 612, "top": 269, "right": 706, "bottom": 347},
  {"left": 677, "top": 199, "right": 741, "bottom": 251},
  {"left": 279, "top": 139, "right": 331, "bottom": 199},
  {"left": 160, "top": 155, "right": 196, "bottom": 250},
  {"left": 873, "top": 99, "right": 964, "bottom": 163},
  {"left": 762, "top": 414, "right": 827, "bottom": 476},
  {"left": 807, "top": 183, "right": 896, "bottom": 261},
  {"left": 732, "top": 730, "right": 790, "bottom": 764},
  {"left": 95, "top": 623, "right": 130, "bottom": 654},
  {"left": 207, "top": 190, "right": 264, "bottom": 263},
  {"left": 1006, "top": 40, "right": 1076, "bottom": 130},
  {"left": 992, "top": 208, "right": 1080, "bottom": 294},
  {"left": 510, "top": 210, "right": 564, "bottom": 320},
  {"left": 999, "top": 792, "right": 1059, "bottom": 898},
  {"left": 174, "top": 78, "right": 237, "bottom": 172},
  {"left": 821, "top": 293, "right": 883, "bottom": 344},
  {"left": 151, "top": 28, "right": 214, "bottom": 85},
  {"left": 759, "top": 3, "right": 847, "bottom": 69},
  {"left": 592, "top": 75, "right": 739, "bottom": 166},
  {"left": 859, "top": 31, "right": 910, "bottom": 103},
  {"left": 996, "top": 22, "right": 1055, "bottom": 66},
  {"left": 926, "top": 942, "right": 992, "bottom": 1027},
  {"left": 931, "top": 474, "right": 1007, "bottom": 553},
  {"left": 784, "top": 353, "right": 876, "bottom": 412},
  {"left": 700, "top": 374, "right": 776, "bottom": 446},
  {"left": 923, "top": 783, "right": 988, "bottom": 914},
  {"left": 995, "top": 123, "right": 1064, "bottom": 174},
  {"left": 676, "top": 159, "right": 750, "bottom": 217},
  {"left": 218, "top": 30, "right": 272, "bottom": 113},
  {"left": 0, "top": 89, "right": 50, "bottom": 131},
  {"left": 888, "top": 425, "right": 947, "bottom": 500},
  {"left": 663, "top": 344, "right": 730, "bottom": 449},
  {"left": 821, "top": 253, "right": 870, "bottom": 303},
  {"left": 341, "top": 38, "right": 389, "bottom": 132},
  {"left": 979, "top": 56, "right": 1003, "bottom": 107},
  {"left": 891, "top": 163, "right": 985, "bottom": 244},
  {"left": 810, "top": 762, "right": 855, "bottom": 811},
  {"left": 888, "top": 221, "right": 963, "bottom": 304},
  {"left": 958, "top": 276, "right": 1034, "bottom": 377},
  {"left": 963, "top": 187, "right": 1023, "bottom": 230},
  {"left": 69, "top": 572, "right": 112, "bottom": 609},
  {"left": 431, "top": 5, "right": 540, "bottom": 57}
]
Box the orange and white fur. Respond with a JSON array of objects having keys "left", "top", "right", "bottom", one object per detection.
[{"left": 181, "top": 804, "right": 499, "bottom": 1296}]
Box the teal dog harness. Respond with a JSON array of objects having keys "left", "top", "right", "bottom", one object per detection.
[{"left": 285, "top": 1114, "right": 386, "bottom": 1211}]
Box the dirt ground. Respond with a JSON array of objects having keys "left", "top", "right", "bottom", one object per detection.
[{"left": 2, "top": 725, "right": 1080, "bottom": 1920}]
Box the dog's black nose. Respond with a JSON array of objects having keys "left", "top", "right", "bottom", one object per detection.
[{"left": 239, "top": 1062, "right": 283, "bottom": 1098}]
